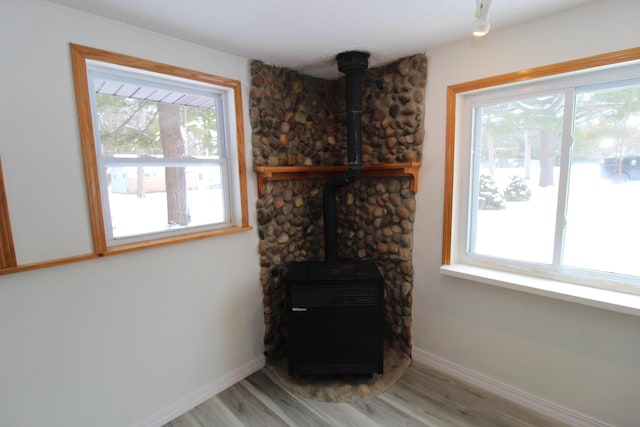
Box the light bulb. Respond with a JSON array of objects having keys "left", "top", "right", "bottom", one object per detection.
[{"left": 473, "top": 18, "right": 490, "bottom": 37}]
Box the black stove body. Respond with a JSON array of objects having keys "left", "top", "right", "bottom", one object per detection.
[{"left": 285, "top": 261, "right": 384, "bottom": 376}]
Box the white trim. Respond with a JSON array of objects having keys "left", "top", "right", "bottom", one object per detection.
[
  {"left": 411, "top": 347, "right": 611, "bottom": 427},
  {"left": 441, "top": 264, "right": 640, "bottom": 317},
  {"left": 133, "top": 355, "right": 265, "bottom": 427}
]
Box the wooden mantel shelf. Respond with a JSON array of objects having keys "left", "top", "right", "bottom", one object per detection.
[{"left": 253, "top": 162, "right": 421, "bottom": 197}]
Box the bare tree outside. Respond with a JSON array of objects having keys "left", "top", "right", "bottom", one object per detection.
[
  {"left": 158, "top": 103, "right": 189, "bottom": 226},
  {"left": 478, "top": 94, "right": 564, "bottom": 188}
]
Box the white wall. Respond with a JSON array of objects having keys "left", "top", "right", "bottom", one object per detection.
[
  {"left": 414, "top": 1, "right": 640, "bottom": 426},
  {"left": 0, "top": 1, "right": 262, "bottom": 426},
  {"left": 4, "top": 0, "right": 640, "bottom": 426}
]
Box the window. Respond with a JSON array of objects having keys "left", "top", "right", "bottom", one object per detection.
[
  {"left": 71, "top": 44, "right": 249, "bottom": 254},
  {"left": 444, "top": 48, "right": 640, "bottom": 296}
]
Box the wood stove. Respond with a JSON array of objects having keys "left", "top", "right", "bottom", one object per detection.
[
  {"left": 285, "top": 51, "right": 384, "bottom": 377},
  {"left": 285, "top": 261, "right": 384, "bottom": 376}
]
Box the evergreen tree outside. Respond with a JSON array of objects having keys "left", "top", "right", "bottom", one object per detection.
[
  {"left": 503, "top": 175, "right": 531, "bottom": 202},
  {"left": 478, "top": 174, "right": 505, "bottom": 210}
]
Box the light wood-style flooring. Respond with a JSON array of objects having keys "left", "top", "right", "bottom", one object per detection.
[{"left": 164, "top": 362, "right": 568, "bottom": 427}]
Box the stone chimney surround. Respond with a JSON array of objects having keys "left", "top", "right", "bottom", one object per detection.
[{"left": 250, "top": 54, "right": 427, "bottom": 361}]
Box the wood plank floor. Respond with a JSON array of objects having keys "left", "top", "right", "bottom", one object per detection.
[{"left": 164, "top": 362, "right": 568, "bottom": 427}]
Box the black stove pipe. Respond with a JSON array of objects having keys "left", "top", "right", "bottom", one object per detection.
[{"left": 323, "top": 51, "right": 370, "bottom": 262}]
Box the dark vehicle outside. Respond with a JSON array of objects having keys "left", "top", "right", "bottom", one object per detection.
[{"left": 600, "top": 155, "right": 640, "bottom": 181}]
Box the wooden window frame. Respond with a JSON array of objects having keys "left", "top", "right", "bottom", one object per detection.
[
  {"left": 0, "top": 157, "right": 17, "bottom": 269},
  {"left": 70, "top": 44, "right": 251, "bottom": 256}
]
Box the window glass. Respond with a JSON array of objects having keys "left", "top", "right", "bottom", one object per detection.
[
  {"left": 564, "top": 82, "right": 640, "bottom": 277},
  {"left": 470, "top": 94, "right": 564, "bottom": 265},
  {"left": 107, "top": 165, "right": 226, "bottom": 239}
]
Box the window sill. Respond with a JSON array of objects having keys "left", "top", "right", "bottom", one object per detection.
[{"left": 440, "top": 264, "right": 640, "bottom": 317}]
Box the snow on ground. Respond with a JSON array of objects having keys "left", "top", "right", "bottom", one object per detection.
[
  {"left": 474, "top": 162, "right": 640, "bottom": 278},
  {"left": 108, "top": 187, "right": 225, "bottom": 239}
]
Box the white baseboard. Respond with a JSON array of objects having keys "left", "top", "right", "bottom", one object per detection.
[
  {"left": 133, "top": 355, "right": 265, "bottom": 427},
  {"left": 411, "top": 347, "right": 611, "bottom": 427}
]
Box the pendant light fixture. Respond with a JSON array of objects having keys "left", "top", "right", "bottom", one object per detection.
[{"left": 473, "top": 0, "right": 492, "bottom": 37}]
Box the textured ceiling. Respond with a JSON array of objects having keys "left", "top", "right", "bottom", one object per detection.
[{"left": 45, "top": 0, "right": 597, "bottom": 79}]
